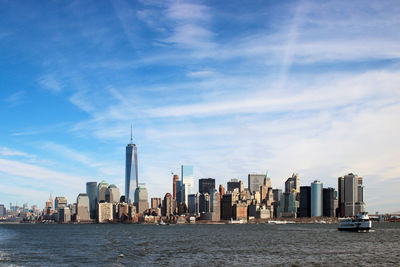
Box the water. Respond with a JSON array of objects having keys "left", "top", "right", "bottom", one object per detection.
[{"left": 0, "top": 223, "right": 399, "bottom": 266}]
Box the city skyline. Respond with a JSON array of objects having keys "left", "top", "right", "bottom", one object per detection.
[{"left": 1, "top": 1, "right": 400, "bottom": 213}]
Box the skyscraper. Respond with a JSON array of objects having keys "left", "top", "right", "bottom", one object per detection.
[
  {"left": 199, "top": 178, "right": 215, "bottom": 194},
  {"left": 181, "top": 165, "right": 194, "bottom": 204},
  {"left": 298, "top": 186, "right": 311, "bottom": 217},
  {"left": 341, "top": 173, "right": 365, "bottom": 217},
  {"left": 76, "top": 193, "right": 90, "bottom": 222},
  {"left": 134, "top": 184, "right": 149, "bottom": 214},
  {"left": 105, "top": 184, "right": 120, "bottom": 203},
  {"left": 125, "top": 126, "right": 138, "bottom": 204},
  {"left": 86, "top": 182, "right": 97, "bottom": 219},
  {"left": 285, "top": 173, "right": 300, "bottom": 193},
  {"left": 323, "top": 188, "right": 336, "bottom": 217},
  {"left": 248, "top": 174, "right": 265, "bottom": 194},
  {"left": 97, "top": 181, "right": 108, "bottom": 203},
  {"left": 173, "top": 174, "right": 179, "bottom": 199},
  {"left": 311, "top": 180, "right": 323, "bottom": 217}
]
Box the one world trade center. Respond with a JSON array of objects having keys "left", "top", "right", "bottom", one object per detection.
[{"left": 125, "top": 126, "right": 138, "bottom": 203}]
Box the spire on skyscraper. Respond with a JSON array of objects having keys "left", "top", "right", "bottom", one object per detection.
[{"left": 130, "top": 124, "right": 133, "bottom": 144}]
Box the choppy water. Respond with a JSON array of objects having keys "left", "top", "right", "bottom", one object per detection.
[{"left": 0, "top": 222, "right": 399, "bottom": 266}]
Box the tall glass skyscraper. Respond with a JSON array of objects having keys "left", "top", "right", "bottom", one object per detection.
[
  {"left": 181, "top": 165, "right": 194, "bottom": 204},
  {"left": 125, "top": 127, "right": 138, "bottom": 204},
  {"left": 311, "top": 180, "right": 323, "bottom": 217}
]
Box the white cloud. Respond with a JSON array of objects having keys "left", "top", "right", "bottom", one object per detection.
[
  {"left": 39, "top": 74, "right": 62, "bottom": 93},
  {"left": 0, "top": 158, "right": 85, "bottom": 189},
  {"left": 4, "top": 90, "right": 26, "bottom": 106}
]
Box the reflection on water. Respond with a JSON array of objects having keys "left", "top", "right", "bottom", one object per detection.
[{"left": 0, "top": 223, "right": 399, "bottom": 266}]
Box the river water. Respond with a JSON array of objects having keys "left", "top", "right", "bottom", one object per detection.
[{"left": 0, "top": 222, "right": 399, "bottom": 266}]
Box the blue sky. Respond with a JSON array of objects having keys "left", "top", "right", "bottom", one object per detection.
[{"left": 1, "top": 0, "right": 400, "bottom": 212}]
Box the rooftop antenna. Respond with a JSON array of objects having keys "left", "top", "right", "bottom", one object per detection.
[{"left": 130, "top": 124, "right": 133, "bottom": 144}]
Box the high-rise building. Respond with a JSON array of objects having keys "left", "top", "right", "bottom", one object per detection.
[
  {"left": 162, "top": 193, "right": 174, "bottom": 218},
  {"left": 311, "top": 180, "right": 323, "bottom": 217},
  {"left": 227, "top": 179, "right": 241, "bottom": 192},
  {"left": 323, "top": 188, "right": 336, "bottom": 217},
  {"left": 0, "top": 204, "right": 5, "bottom": 217},
  {"left": 181, "top": 165, "right": 194, "bottom": 204},
  {"left": 97, "top": 181, "right": 108, "bottom": 203},
  {"left": 59, "top": 207, "right": 71, "bottom": 223},
  {"left": 134, "top": 184, "right": 149, "bottom": 214},
  {"left": 298, "top": 186, "right": 311, "bottom": 217},
  {"left": 199, "top": 178, "right": 215, "bottom": 194},
  {"left": 76, "top": 193, "right": 90, "bottom": 222},
  {"left": 151, "top": 197, "right": 162, "bottom": 209},
  {"left": 248, "top": 174, "right": 266, "bottom": 194},
  {"left": 188, "top": 193, "right": 199, "bottom": 215},
  {"left": 54, "top": 197, "right": 67, "bottom": 211},
  {"left": 276, "top": 191, "right": 299, "bottom": 218},
  {"left": 173, "top": 174, "right": 179, "bottom": 199},
  {"left": 176, "top": 180, "right": 183, "bottom": 203},
  {"left": 105, "top": 185, "right": 120, "bottom": 203},
  {"left": 86, "top": 182, "right": 97, "bottom": 219},
  {"left": 125, "top": 126, "right": 138, "bottom": 204},
  {"left": 337, "top": 177, "right": 345, "bottom": 217},
  {"left": 285, "top": 173, "right": 300, "bottom": 193},
  {"left": 219, "top": 184, "right": 225, "bottom": 199},
  {"left": 199, "top": 193, "right": 210, "bottom": 213},
  {"left": 210, "top": 188, "right": 220, "bottom": 221},
  {"left": 98, "top": 202, "right": 113, "bottom": 223},
  {"left": 342, "top": 173, "right": 365, "bottom": 217}
]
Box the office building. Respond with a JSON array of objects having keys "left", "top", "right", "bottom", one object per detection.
[
  {"left": 298, "top": 186, "right": 311, "bottom": 217},
  {"left": 134, "top": 184, "right": 149, "bottom": 214},
  {"left": 248, "top": 174, "right": 266, "bottom": 194},
  {"left": 285, "top": 173, "right": 300, "bottom": 193},
  {"left": 337, "top": 177, "right": 345, "bottom": 217},
  {"left": 277, "top": 191, "right": 299, "bottom": 218},
  {"left": 219, "top": 184, "right": 225, "bottom": 199},
  {"left": 188, "top": 193, "right": 199, "bottom": 215},
  {"left": 199, "top": 178, "right": 215, "bottom": 194},
  {"left": 98, "top": 202, "right": 113, "bottom": 223},
  {"left": 210, "top": 189, "right": 221, "bottom": 221},
  {"left": 199, "top": 193, "right": 210, "bottom": 213},
  {"left": 341, "top": 173, "right": 365, "bottom": 217},
  {"left": 0, "top": 204, "right": 5, "bottom": 217},
  {"left": 76, "top": 193, "right": 90, "bottom": 222},
  {"left": 54, "top": 197, "right": 67, "bottom": 211},
  {"left": 97, "top": 181, "right": 108, "bottom": 203},
  {"left": 162, "top": 193, "right": 174, "bottom": 218},
  {"left": 59, "top": 207, "right": 71, "bottom": 223},
  {"left": 181, "top": 165, "right": 194, "bottom": 204},
  {"left": 125, "top": 126, "right": 138, "bottom": 204},
  {"left": 311, "top": 180, "right": 323, "bottom": 217},
  {"left": 105, "top": 185, "right": 120, "bottom": 203},
  {"left": 151, "top": 198, "right": 162, "bottom": 209},
  {"left": 226, "top": 179, "right": 243, "bottom": 193},
  {"left": 173, "top": 174, "right": 179, "bottom": 199},
  {"left": 86, "top": 182, "right": 97, "bottom": 219},
  {"left": 272, "top": 189, "right": 282, "bottom": 218},
  {"left": 323, "top": 188, "right": 336, "bottom": 217}
]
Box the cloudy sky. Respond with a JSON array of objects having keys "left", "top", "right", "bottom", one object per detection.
[{"left": 1, "top": 0, "right": 399, "bottom": 212}]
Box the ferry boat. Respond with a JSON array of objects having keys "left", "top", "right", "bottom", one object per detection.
[{"left": 338, "top": 212, "right": 372, "bottom": 232}]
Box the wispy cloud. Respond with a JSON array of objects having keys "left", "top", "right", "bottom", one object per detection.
[
  {"left": 38, "top": 74, "right": 63, "bottom": 93},
  {"left": 0, "top": 147, "right": 32, "bottom": 158},
  {"left": 4, "top": 90, "right": 26, "bottom": 106}
]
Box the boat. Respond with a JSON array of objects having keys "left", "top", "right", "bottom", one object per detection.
[{"left": 338, "top": 212, "right": 372, "bottom": 232}]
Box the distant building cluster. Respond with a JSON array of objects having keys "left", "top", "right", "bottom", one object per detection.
[{"left": 0, "top": 130, "right": 369, "bottom": 224}]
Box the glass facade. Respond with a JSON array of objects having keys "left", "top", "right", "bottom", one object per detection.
[
  {"left": 311, "top": 180, "right": 323, "bottom": 217},
  {"left": 125, "top": 143, "right": 138, "bottom": 204},
  {"left": 181, "top": 165, "right": 194, "bottom": 204}
]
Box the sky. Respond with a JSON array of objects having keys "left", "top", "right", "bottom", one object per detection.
[{"left": 0, "top": 0, "right": 399, "bottom": 213}]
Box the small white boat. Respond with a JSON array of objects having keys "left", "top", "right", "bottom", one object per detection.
[{"left": 338, "top": 212, "right": 372, "bottom": 232}]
